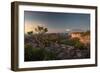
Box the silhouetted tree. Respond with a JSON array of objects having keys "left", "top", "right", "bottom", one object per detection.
[
  {"left": 27, "top": 31, "right": 33, "bottom": 35},
  {"left": 35, "top": 26, "right": 48, "bottom": 34},
  {"left": 34, "top": 25, "right": 48, "bottom": 48}
]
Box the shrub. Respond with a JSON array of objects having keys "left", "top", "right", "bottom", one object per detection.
[
  {"left": 43, "top": 51, "right": 57, "bottom": 60},
  {"left": 24, "top": 44, "right": 44, "bottom": 61},
  {"left": 24, "top": 44, "right": 57, "bottom": 61}
]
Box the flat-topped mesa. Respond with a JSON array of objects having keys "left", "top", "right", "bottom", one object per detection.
[{"left": 70, "top": 32, "right": 82, "bottom": 39}]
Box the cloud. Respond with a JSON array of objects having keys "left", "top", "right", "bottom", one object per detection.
[{"left": 65, "top": 29, "right": 71, "bottom": 32}]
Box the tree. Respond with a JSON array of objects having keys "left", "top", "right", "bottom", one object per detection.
[
  {"left": 81, "top": 30, "right": 90, "bottom": 36},
  {"left": 27, "top": 31, "right": 33, "bottom": 35},
  {"left": 34, "top": 25, "right": 48, "bottom": 48},
  {"left": 35, "top": 26, "right": 48, "bottom": 34}
]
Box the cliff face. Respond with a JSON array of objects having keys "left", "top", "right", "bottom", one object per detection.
[
  {"left": 79, "top": 35, "right": 90, "bottom": 45},
  {"left": 70, "top": 31, "right": 90, "bottom": 45}
]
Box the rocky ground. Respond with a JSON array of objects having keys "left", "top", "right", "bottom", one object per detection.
[{"left": 24, "top": 33, "right": 90, "bottom": 61}]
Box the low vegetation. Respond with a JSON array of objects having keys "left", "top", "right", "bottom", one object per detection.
[{"left": 24, "top": 26, "right": 90, "bottom": 61}]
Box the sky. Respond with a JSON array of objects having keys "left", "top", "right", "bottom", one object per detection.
[{"left": 24, "top": 11, "right": 90, "bottom": 33}]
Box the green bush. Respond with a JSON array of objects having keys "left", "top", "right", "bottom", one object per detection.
[
  {"left": 60, "top": 38, "right": 86, "bottom": 49},
  {"left": 24, "top": 44, "right": 44, "bottom": 61},
  {"left": 24, "top": 44, "right": 56, "bottom": 61},
  {"left": 43, "top": 51, "right": 56, "bottom": 60},
  {"left": 74, "top": 41, "right": 85, "bottom": 49}
]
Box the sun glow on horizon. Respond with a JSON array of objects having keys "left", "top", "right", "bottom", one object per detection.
[
  {"left": 25, "top": 21, "right": 37, "bottom": 34},
  {"left": 25, "top": 21, "right": 46, "bottom": 34}
]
